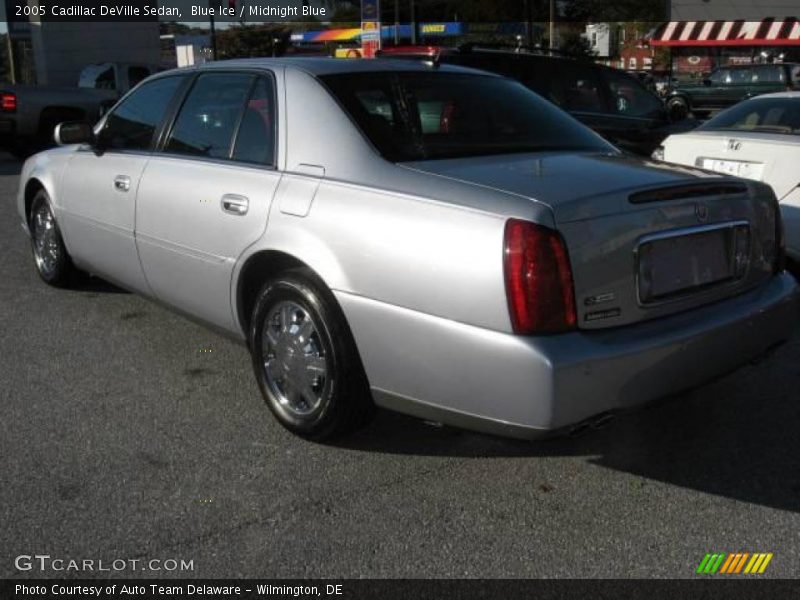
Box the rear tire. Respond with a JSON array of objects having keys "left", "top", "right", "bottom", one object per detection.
[
  {"left": 29, "top": 190, "right": 75, "bottom": 287},
  {"left": 249, "top": 270, "right": 374, "bottom": 440},
  {"left": 667, "top": 96, "right": 689, "bottom": 121}
]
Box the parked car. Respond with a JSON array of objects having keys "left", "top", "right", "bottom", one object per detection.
[
  {"left": 378, "top": 45, "right": 687, "bottom": 156},
  {"left": 627, "top": 70, "right": 656, "bottom": 92},
  {"left": 656, "top": 91, "right": 800, "bottom": 262},
  {"left": 666, "top": 63, "right": 800, "bottom": 121},
  {"left": 17, "top": 58, "right": 798, "bottom": 440},
  {"left": 0, "top": 62, "right": 159, "bottom": 158},
  {"left": 654, "top": 75, "right": 679, "bottom": 97}
]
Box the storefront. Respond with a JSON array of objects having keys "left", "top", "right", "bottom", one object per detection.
[{"left": 650, "top": 19, "right": 800, "bottom": 76}]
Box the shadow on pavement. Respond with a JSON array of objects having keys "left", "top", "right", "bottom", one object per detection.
[
  {"left": 335, "top": 336, "right": 800, "bottom": 513},
  {"left": 69, "top": 272, "right": 130, "bottom": 294}
]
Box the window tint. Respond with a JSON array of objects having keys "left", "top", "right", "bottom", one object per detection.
[
  {"left": 94, "top": 66, "right": 116, "bottom": 90},
  {"left": 699, "top": 98, "right": 800, "bottom": 134},
  {"left": 232, "top": 76, "right": 276, "bottom": 165},
  {"left": 550, "top": 63, "right": 607, "bottom": 113},
  {"left": 321, "top": 72, "right": 612, "bottom": 162},
  {"left": 752, "top": 65, "right": 784, "bottom": 83},
  {"left": 709, "top": 69, "right": 730, "bottom": 84},
  {"left": 166, "top": 73, "right": 254, "bottom": 159},
  {"left": 128, "top": 66, "right": 151, "bottom": 88},
  {"left": 602, "top": 68, "right": 663, "bottom": 118},
  {"left": 101, "top": 75, "right": 183, "bottom": 151},
  {"left": 729, "top": 68, "right": 752, "bottom": 84}
]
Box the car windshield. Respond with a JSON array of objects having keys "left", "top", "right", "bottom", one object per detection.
[
  {"left": 320, "top": 71, "right": 613, "bottom": 161},
  {"left": 698, "top": 97, "right": 800, "bottom": 134}
]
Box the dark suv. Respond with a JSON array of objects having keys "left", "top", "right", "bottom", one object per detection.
[
  {"left": 379, "top": 46, "right": 681, "bottom": 156},
  {"left": 667, "top": 63, "right": 799, "bottom": 120}
]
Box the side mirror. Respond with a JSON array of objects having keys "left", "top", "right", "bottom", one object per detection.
[
  {"left": 702, "top": 78, "right": 712, "bottom": 86},
  {"left": 54, "top": 121, "right": 93, "bottom": 146}
]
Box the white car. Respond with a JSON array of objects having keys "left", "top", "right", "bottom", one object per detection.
[{"left": 655, "top": 92, "right": 800, "bottom": 261}]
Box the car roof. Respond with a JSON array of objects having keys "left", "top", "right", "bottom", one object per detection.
[
  {"left": 745, "top": 90, "right": 800, "bottom": 99},
  {"left": 167, "top": 57, "right": 497, "bottom": 78}
]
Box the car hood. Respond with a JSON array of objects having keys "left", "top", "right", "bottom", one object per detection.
[{"left": 400, "top": 151, "right": 730, "bottom": 222}]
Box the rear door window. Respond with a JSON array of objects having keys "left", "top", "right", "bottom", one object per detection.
[
  {"left": 729, "top": 68, "right": 753, "bottom": 84},
  {"left": 165, "top": 72, "right": 254, "bottom": 160},
  {"left": 710, "top": 69, "right": 731, "bottom": 84},
  {"left": 552, "top": 62, "right": 608, "bottom": 113}
]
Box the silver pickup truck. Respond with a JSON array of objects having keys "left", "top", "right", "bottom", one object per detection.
[{"left": 0, "top": 62, "right": 158, "bottom": 158}]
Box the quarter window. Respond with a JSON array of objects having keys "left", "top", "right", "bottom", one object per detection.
[
  {"left": 100, "top": 75, "right": 184, "bottom": 151},
  {"left": 552, "top": 63, "right": 607, "bottom": 113},
  {"left": 232, "top": 76, "right": 277, "bottom": 166},
  {"left": 165, "top": 73, "right": 255, "bottom": 160},
  {"left": 603, "top": 68, "right": 663, "bottom": 117}
]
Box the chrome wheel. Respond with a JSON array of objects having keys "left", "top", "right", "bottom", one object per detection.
[
  {"left": 261, "top": 300, "right": 329, "bottom": 419},
  {"left": 32, "top": 202, "right": 60, "bottom": 278}
]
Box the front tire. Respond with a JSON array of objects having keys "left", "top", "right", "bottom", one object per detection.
[
  {"left": 29, "top": 190, "right": 75, "bottom": 287},
  {"left": 249, "top": 271, "right": 374, "bottom": 440}
]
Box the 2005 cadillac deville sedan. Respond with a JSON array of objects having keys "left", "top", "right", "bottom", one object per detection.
[{"left": 17, "top": 58, "right": 799, "bottom": 440}]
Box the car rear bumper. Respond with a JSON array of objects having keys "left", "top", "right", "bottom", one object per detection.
[{"left": 337, "top": 272, "right": 799, "bottom": 439}]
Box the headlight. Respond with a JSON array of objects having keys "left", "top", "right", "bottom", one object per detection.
[{"left": 651, "top": 145, "right": 665, "bottom": 161}]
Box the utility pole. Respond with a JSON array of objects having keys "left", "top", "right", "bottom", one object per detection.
[
  {"left": 549, "top": 0, "right": 555, "bottom": 51},
  {"left": 410, "top": 0, "right": 416, "bottom": 45},
  {"left": 209, "top": 0, "right": 218, "bottom": 60},
  {"left": 523, "top": 0, "right": 533, "bottom": 48},
  {"left": 394, "top": 0, "right": 400, "bottom": 45},
  {"left": 5, "top": 35, "right": 16, "bottom": 84}
]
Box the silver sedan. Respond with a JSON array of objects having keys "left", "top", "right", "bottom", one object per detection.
[{"left": 16, "top": 58, "right": 799, "bottom": 440}]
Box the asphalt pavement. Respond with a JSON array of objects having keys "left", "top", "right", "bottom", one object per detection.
[{"left": 1, "top": 154, "right": 799, "bottom": 579}]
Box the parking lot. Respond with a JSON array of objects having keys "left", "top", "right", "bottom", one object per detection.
[{"left": 1, "top": 154, "right": 799, "bottom": 579}]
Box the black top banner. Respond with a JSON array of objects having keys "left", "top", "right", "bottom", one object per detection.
[
  {"left": 3, "top": 0, "right": 799, "bottom": 24},
  {"left": 4, "top": 1, "right": 328, "bottom": 23}
]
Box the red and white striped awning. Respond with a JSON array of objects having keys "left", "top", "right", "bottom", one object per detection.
[{"left": 650, "top": 19, "right": 800, "bottom": 46}]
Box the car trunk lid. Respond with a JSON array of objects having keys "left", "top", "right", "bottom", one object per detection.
[{"left": 402, "top": 152, "right": 780, "bottom": 330}]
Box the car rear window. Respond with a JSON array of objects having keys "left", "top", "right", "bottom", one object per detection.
[
  {"left": 698, "top": 97, "right": 800, "bottom": 134},
  {"left": 320, "top": 71, "right": 612, "bottom": 161}
]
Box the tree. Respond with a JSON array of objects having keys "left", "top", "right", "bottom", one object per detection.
[
  {"left": 216, "top": 24, "right": 293, "bottom": 59},
  {"left": 558, "top": 29, "right": 596, "bottom": 59},
  {"left": 561, "top": 0, "right": 667, "bottom": 22},
  {"left": 160, "top": 22, "right": 202, "bottom": 36}
]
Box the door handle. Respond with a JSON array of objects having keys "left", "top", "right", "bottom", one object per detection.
[
  {"left": 114, "top": 175, "right": 131, "bottom": 192},
  {"left": 221, "top": 194, "right": 249, "bottom": 216}
]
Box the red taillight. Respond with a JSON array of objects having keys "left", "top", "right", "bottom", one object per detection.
[
  {"left": 503, "top": 219, "right": 577, "bottom": 334},
  {"left": 1, "top": 92, "right": 16, "bottom": 112}
]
